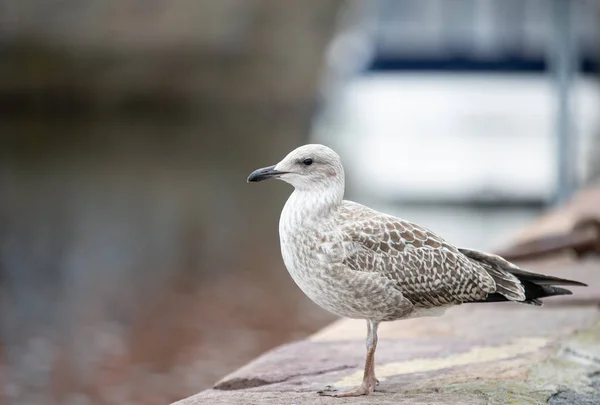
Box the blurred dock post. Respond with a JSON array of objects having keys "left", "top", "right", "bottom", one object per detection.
[{"left": 551, "top": 0, "right": 579, "bottom": 205}]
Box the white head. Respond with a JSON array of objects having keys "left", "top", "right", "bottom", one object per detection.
[{"left": 247, "top": 144, "right": 345, "bottom": 192}]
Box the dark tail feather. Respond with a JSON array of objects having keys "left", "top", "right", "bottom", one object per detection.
[
  {"left": 458, "top": 247, "right": 587, "bottom": 306},
  {"left": 502, "top": 268, "right": 587, "bottom": 287},
  {"left": 482, "top": 281, "right": 574, "bottom": 306}
]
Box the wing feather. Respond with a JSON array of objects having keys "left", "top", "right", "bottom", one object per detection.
[{"left": 323, "top": 202, "right": 497, "bottom": 308}]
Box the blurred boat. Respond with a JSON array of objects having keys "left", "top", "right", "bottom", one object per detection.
[{"left": 312, "top": 0, "right": 600, "bottom": 205}]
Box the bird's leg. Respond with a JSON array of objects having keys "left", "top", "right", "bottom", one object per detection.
[
  {"left": 363, "top": 320, "right": 379, "bottom": 385},
  {"left": 365, "top": 318, "right": 380, "bottom": 386},
  {"left": 318, "top": 319, "right": 379, "bottom": 397}
]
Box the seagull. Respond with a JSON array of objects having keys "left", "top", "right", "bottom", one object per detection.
[{"left": 247, "top": 144, "right": 587, "bottom": 397}]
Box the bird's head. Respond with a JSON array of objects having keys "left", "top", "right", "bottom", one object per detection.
[{"left": 247, "top": 144, "right": 345, "bottom": 191}]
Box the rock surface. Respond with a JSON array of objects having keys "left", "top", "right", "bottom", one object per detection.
[
  {"left": 172, "top": 187, "right": 600, "bottom": 405},
  {"left": 173, "top": 254, "right": 599, "bottom": 405}
]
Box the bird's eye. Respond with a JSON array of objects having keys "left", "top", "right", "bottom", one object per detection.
[{"left": 303, "top": 158, "right": 313, "bottom": 166}]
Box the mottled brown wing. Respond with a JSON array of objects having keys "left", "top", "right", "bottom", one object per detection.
[{"left": 330, "top": 206, "right": 497, "bottom": 307}]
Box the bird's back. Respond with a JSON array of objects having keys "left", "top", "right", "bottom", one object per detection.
[
  {"left": 326, "top": 201, "right": 498, "bottom": 308},
  {"left": 327, "top": 200, "right": 584, "bottom": 309}
]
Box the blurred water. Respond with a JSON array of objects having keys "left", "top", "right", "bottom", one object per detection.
[{"left": 0, "top": 122, "right": 335, "bottom": 405}]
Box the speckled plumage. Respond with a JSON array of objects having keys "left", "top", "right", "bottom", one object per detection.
[
  {"left": 248, "top": 144, "right": 586, "bottom": 397},
  {"left": 280, "top": 196, "right": 522, "bottom": 322},
  {"left": 274, "top": 146, "right": 525, "bottom": 323}
]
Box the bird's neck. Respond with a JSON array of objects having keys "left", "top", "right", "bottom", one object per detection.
[{"left": 281, "top": 183, "right": 344, "bottom": 229}]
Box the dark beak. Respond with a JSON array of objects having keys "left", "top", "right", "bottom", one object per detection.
[{"left": 247, "top": 165, "right": 287, "bottom": 182}]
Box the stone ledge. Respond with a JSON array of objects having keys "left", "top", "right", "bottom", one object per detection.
[
  {"left": 173, "top": 267, "right": 599, "bottom": 404},
  {"left": 174, "top": 303, "right": 600, "bottom": 404},
  {"left": 172, "top": 184, "right": 600, "bottom": 405}
]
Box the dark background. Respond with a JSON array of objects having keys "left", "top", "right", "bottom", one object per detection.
[{"left": 0, "top": 2, "right": 342, "bottom": 404}]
